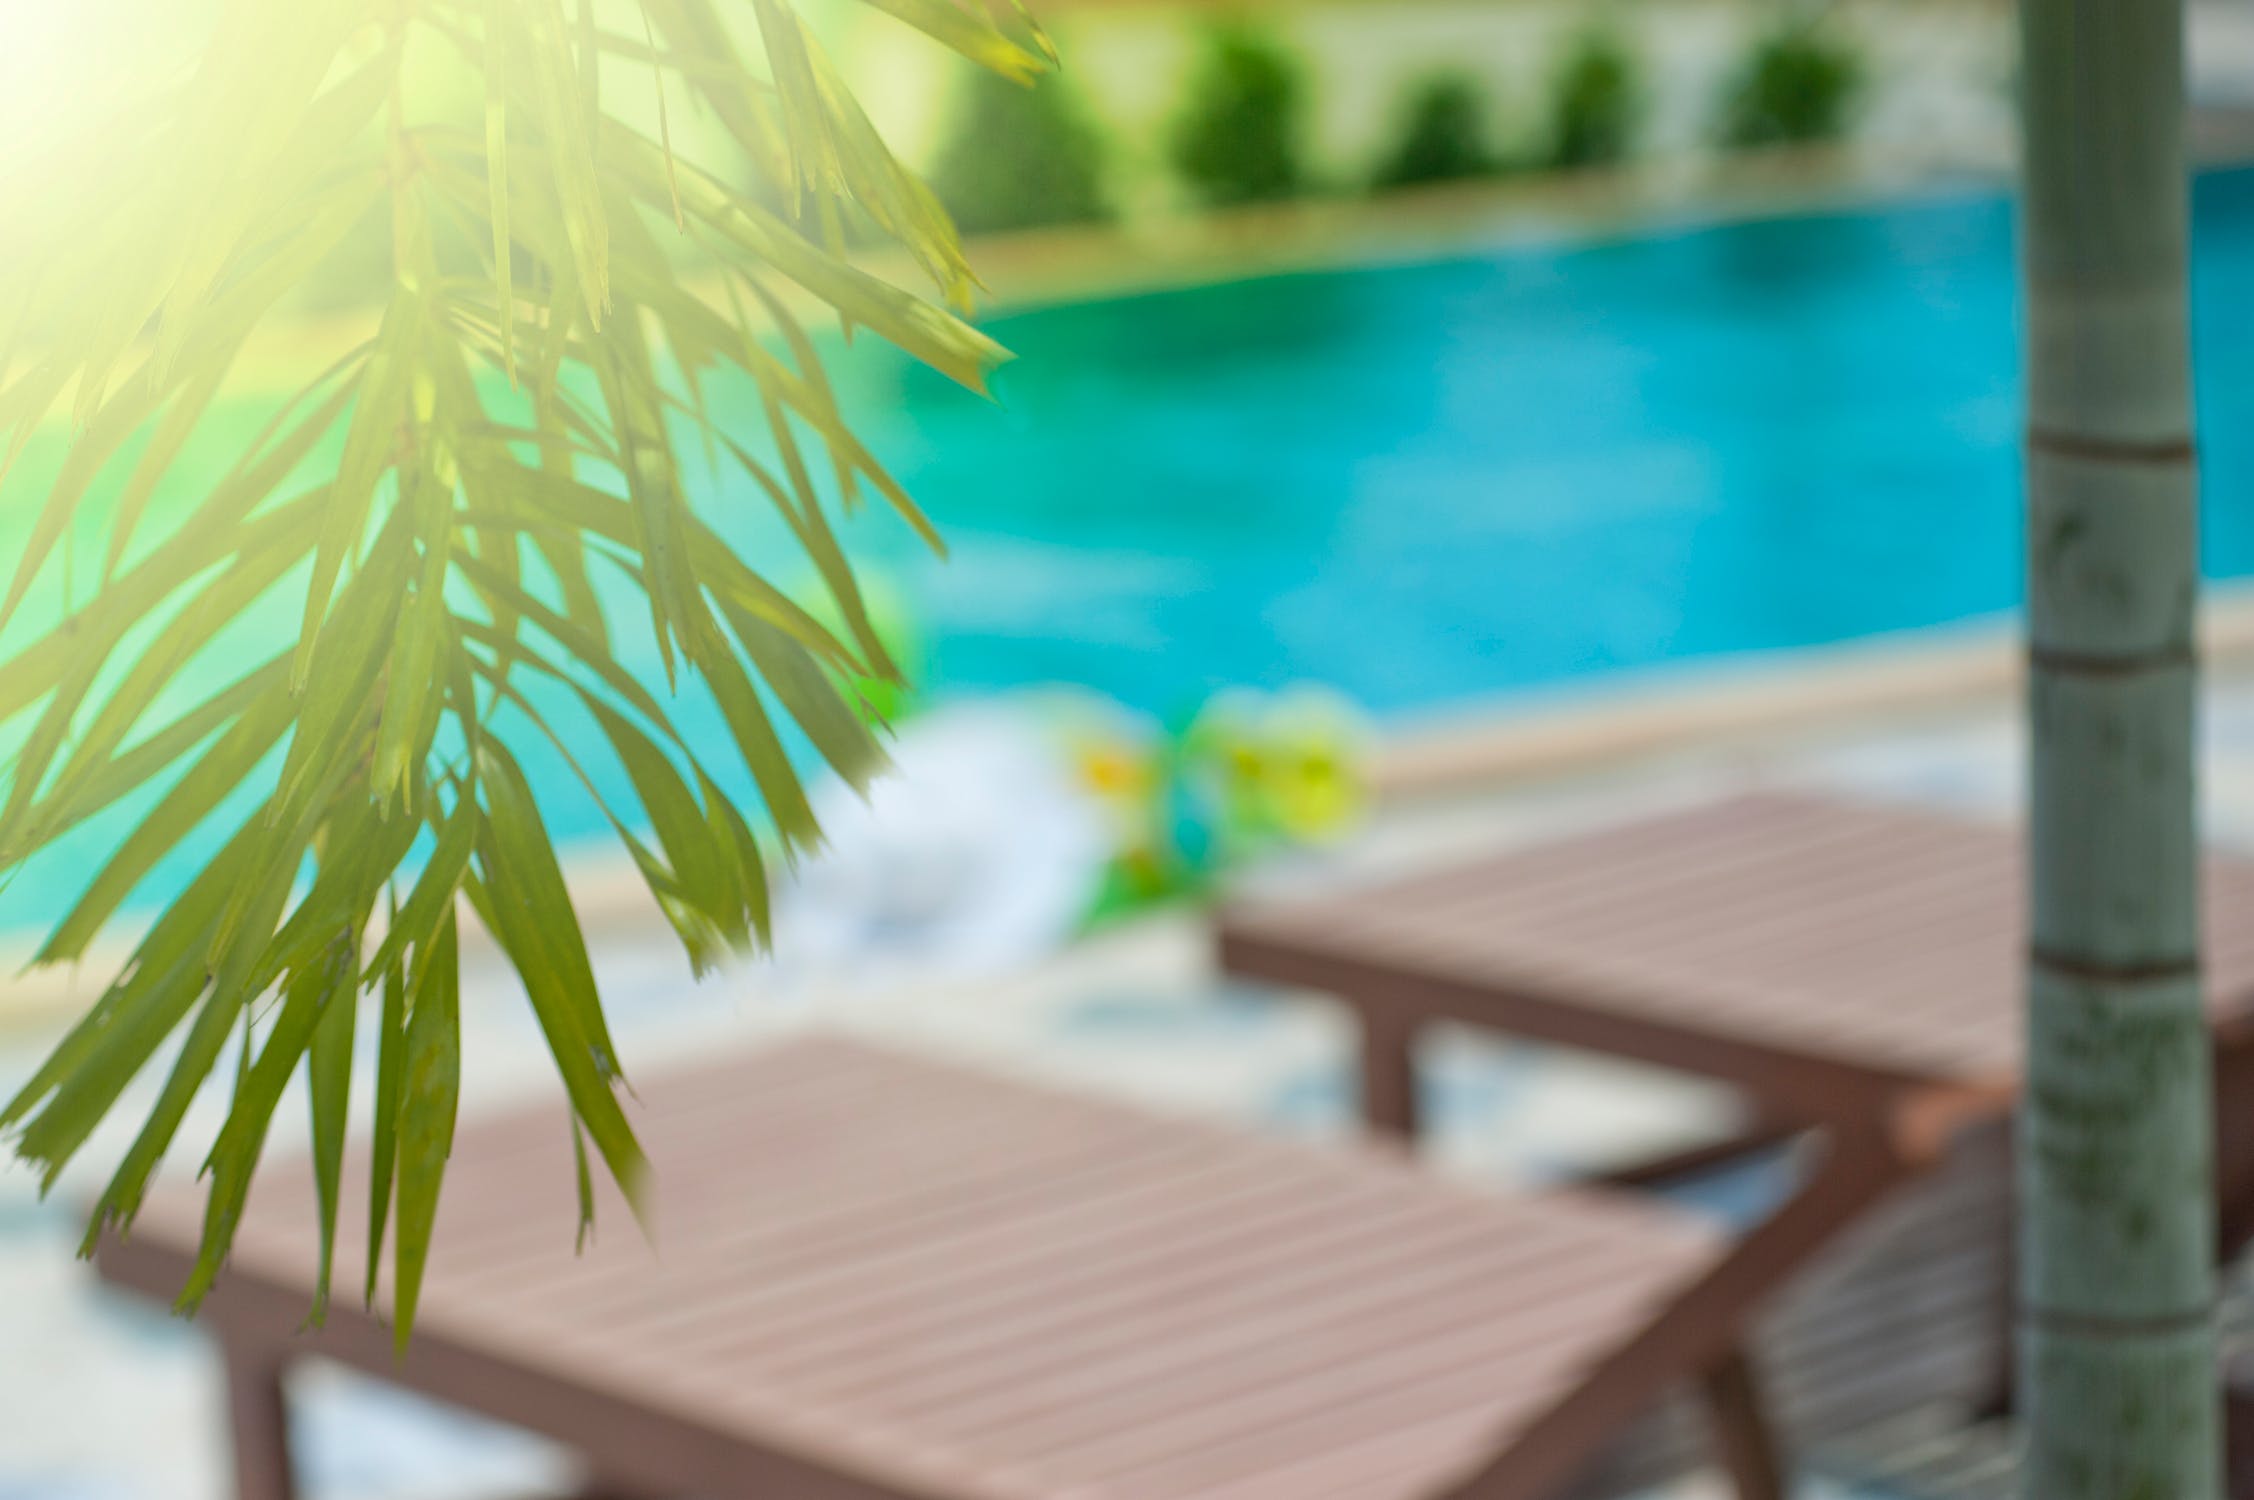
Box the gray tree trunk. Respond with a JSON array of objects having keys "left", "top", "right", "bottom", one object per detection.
[{"left": 2018, "top": 0, "right": 2214, "bottom": 1494}]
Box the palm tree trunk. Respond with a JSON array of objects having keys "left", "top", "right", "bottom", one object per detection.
[{"left": 2018, "top": 0, "right": 2214, "bottom": 1494}]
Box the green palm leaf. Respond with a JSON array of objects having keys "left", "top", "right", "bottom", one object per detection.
[{"left": 0, "top": 0, "right": 1053, "bottom": 1343}]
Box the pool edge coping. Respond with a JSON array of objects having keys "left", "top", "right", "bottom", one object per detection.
[{"left": 1372, "top": 584, "right": 2254, "bottom": 799}]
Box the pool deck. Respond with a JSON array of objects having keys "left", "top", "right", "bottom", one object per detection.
[
  {"left": 15, "top": 642, "right": 2254, "bottom": 1499},
  {"left": 919, "top": 140, "right": 2000, "bottom": 318},
  {"left": 1376, "top": 582, "right": 2254, "bottom": 798}
]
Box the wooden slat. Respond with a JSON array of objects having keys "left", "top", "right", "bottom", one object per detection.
[
  {"left": 763, "top": 1191, "right": 1522, "bottom": 1398},
  {"left": 993, "top": 1273, "right": 1673, "bottom": 1492},
  {"left": 105, "top": 1036, "right": 1726, "bottom": 1500},
  {"left": 950, "top": 1238, "right": 1673, "bottom": 1469},
  {"left": 1222, "top": 792, "right": 2254, "bottom": 1089}
]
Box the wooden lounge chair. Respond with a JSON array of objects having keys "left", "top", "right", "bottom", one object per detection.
[
  {"left": 97, "top": 1034, "right": 1842, "bottom": 1500},
  {"left": 1214, "top": 791, "right": 2254, "bottom": 1490}
]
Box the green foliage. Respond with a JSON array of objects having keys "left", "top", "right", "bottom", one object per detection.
[
  {"left": 930, "top": 65, "right": 1111, "bottom": 237},
  {"left": 1545, "top": 23, "right": 1644, "bottom": 170},
  {"left": 1372, "top": 72, "right": 1501, "bottom": 192},
  {"left": 1169, "top": 22, "right": 1308, "bottom": 209},
  {"left": 1717, "top": 19, "right": 1863, "bottom": 148},
  {"left": 0, "top": 0, "right": 1055, "bottom": 1341},
  {"left": 1076, "top": 688, "right": 1369, "bottom": 926}
]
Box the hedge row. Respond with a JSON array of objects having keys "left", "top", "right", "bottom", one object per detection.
[{"left": 930, "top": 14, "right": 1865, "bottom": 235}]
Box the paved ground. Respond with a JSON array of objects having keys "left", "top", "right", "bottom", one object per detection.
[{"left": 9, "top": 667, "right": 2254, "bottom": 1500}]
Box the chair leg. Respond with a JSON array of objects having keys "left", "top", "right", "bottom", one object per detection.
[
  {"left": 220, "top": 1342, "right": 297, "bottom": 1500},
  {"left": 1358, "top": 1011, "right": 1420, "bottom": 1139},
  {"left": 1972, "top": 1289, "right": 2016, "bottom": 1420},
  {"left": 1699, "top": 1349, "right": 1786, "bottom": 1500},
  {"left": 2213, "top": 1046, "right": 2254, "bottom": 1260}
]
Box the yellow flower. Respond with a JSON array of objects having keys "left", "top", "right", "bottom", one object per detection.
[{"left": 1076, "top": 743, "right": 1152, "bottom": 800}]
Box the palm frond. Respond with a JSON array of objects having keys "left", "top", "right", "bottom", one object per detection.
[{"left": 0, "top": 0, "right": 1050, "bottom": 1342}]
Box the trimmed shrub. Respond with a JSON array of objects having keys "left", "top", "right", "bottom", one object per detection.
[
  {"left": 929, "top": 67, "right": 1113, "bottom": 237},
  {"left": 1169, "top": 23, "right": 1308, "bottom": 209},
  {"left": 1545, "top": 24, "right": 1644, "bottom": 170},
  {"left": 1372, "top": 71, "right": 1502, "bottom": 191},
  {"left": 1717, "top": 21, "right": 1864, "bottom": 148}
]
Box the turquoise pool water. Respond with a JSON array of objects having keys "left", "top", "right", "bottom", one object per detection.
[
  {"left": 748, "top": 166, "right": 2254, "bottom": 720},
  {"left": 5, "top": 171, "right": 2253, "bottom": 936}
]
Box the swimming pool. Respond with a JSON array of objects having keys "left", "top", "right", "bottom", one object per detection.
[
  {"left": 4, "top": 170, "right": 2252, "bottom": 934},
  {"left": 771, "top": 166, "right": 2253, "bottom": 719}
]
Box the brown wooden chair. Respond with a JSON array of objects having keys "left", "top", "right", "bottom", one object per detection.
[
  {"left": 1213, "top": 791, "right": 2254, "bottom": 1493},
  {"left": 92, "top": 1033, "right": 1895, "bottom": 1500}
]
